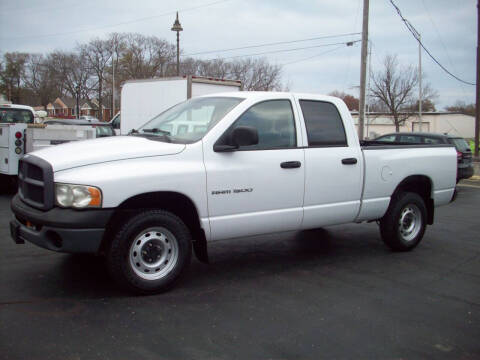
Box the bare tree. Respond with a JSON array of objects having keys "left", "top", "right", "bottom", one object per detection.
[
  {"left": 180, "top": 57, "right": 283, "bottom": 91},
  {"left": 23, "top": 54, "right": 60, "bottom": 109},
  {"left": 446, "top": 101, "right": 475, "bottom": 116},
  {"left": 230, "top": 58, "right": 282, "bottom": 91},
  {"left": 80, "top": 38, "right": 114, "bottom": 120},
  {"left": 0, "top": 52, "right": 29, "bottom": 103},
  {"left": 48, "top": 51, "right": 94, "bottom": 106},
  {"left": 118, "top": 33, "right": 176, "bottom": 80},
  {"left": 370, "top": 54, "right": 436, "bottom": 132}
]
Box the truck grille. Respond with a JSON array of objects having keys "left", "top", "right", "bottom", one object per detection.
[{"left": 18, "top": 155, "right": 54, "bottom": 210}]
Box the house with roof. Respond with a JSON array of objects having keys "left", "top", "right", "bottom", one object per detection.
[
  {"left": 46, "top": 97, "right": 80, "bottom": 118},
  {"left": 79, "top": 99, "right": 111, "bottom": 121},
  {"left": 46, "top": 97, "right": 111, "bottom": 121}
]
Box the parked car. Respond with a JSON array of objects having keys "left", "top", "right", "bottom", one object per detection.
[
  {"left": 11, "top": 93, "right": 457, "bottom": 294},
  {"left": 44, "top": 119, "right": 115, "bottom": 138},
  {"left": 373, "top": 132, "right": 474, "bottom": 182}
]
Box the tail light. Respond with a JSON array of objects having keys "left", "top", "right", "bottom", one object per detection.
[
  {"left": 457, "top": 151, "right": 463, "bottom": 163},
  {"left": 15, "top": 131, "right": 23, "bottom": 155}
]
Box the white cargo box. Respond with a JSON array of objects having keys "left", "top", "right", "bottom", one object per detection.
[{"left": 120, "top": 76, "right": 242, "bottom": 135}]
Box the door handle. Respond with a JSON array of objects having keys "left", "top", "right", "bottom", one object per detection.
[
  {"left": 281, "top": 161, "right": 301, "bottom": 169},
  {"left": 341, "top": 158, "right": 357, "bottom": 165}
]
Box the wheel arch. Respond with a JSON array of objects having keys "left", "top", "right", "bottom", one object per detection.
[
  {"left": 390, "top": 175, "right": 434, "bottom": 225},
  {"left": 100, "top": 191, "right": 208, "bottom": 263}
]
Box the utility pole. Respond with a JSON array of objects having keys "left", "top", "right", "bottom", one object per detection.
[
  {"left": 358, "top": 0, "right": 369, "bottom": 140},
  {"left": 418, "top": 33, "right": 422, "bottom": 132},
  {"left": 475, "top": 0, "right": 479, "bottom": 158}
]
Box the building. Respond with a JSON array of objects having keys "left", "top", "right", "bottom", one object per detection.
[
  {"left": 351, "top": 112, "right": 475, "bottom": 139},
  {"left": 46, "top": 97, "right": 111, "bottom": 121}
]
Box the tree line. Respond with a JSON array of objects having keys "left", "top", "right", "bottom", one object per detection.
[
  {"left": 0, "top": 32, "right": 284, "bottom": 114},
  {"left": 0, "top": 34, "right": 474, "bottom": 130}
]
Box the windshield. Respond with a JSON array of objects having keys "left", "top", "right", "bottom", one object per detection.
[
  {"left": 0, "top": 108, "right": 34, "bottom": 124},
  {"left": 137, "top": 96, "right": 244, "bottom": 143}
]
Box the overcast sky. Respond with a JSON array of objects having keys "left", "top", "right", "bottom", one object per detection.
[{"left": 0, "top": 0, "right": 476, "bottom": 109}]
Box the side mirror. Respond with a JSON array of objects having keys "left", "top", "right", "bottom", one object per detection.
[
  {"left": 213, "top": 126, "right": 259, "bottom": 152},
  {"left": 231, "top": 126, "right": 258, "bottom": 147}
]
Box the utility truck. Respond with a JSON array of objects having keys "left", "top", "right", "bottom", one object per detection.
[
  {"left": 120, "top": 76, "right": 242, "bottom": 135},
  {"left": 10, "top": 92, "right": 457, "bottom": 294},
  {"left": 1, "top": 104, "right": 96, "bottom": 189}
]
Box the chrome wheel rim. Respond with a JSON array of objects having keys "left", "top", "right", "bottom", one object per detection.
[
  {"left": 398, "top": 204, "right": 422, "bottom": 242},
  {"left": 129, "top": 227, "right": 179, "bottom": 280}
]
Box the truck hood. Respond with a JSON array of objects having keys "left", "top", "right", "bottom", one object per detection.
[{"left": 28, "top": 136, "right": 186, "bottom": 172}]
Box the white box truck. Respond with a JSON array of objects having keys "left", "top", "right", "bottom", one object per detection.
[{"left": 120, "top": 76, "right": 242, "bottom": 135}]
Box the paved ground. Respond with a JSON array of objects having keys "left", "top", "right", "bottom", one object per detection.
[{"left": 1, "top": 182, "right": 479, "bottom": 360}]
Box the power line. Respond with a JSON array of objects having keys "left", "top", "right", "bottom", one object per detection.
[
  {"left": 0, "top": 0, "right": 233, "bottom": 40},
  {"left": 421, "top": 0, "right": 470, "bottom": 99},
  {"left": 182, "top": 32, "right": 361, "bottom": 56},
  {"left": 202, "top": 40, "right": 361, "bottom": 61},
  {"left": 389, "top": 0, "right": 475, "bottom": 86},
  {"left": 282, "top": 45, "right": 354, "bottom": 66}
]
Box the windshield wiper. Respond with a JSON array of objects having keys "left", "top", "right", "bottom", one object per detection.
[{"left": 142, "top": 128, "right": 171, "bottom": 135}]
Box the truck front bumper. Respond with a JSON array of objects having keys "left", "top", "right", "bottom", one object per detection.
[{"left": 10, "top": 194, "right": 114, "bottom": 253}]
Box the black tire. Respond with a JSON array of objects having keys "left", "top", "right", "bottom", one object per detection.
[
  {"left": 380, "top": 192, "right": 427, "bottom": 252},
  {"left": 107, "top": 210, "right": 192, "bottom": 294}
]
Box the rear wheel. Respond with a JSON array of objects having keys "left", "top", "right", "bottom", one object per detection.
[
  {"left": 107, "top": 210, "right": 192, "bottom": 294},
  {"left": 380, "top": 192, "right": 427, "bottom": 251}
]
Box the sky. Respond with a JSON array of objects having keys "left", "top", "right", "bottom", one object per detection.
[{"left": 0, "top": 0, "right": 476, "bottom": 110}]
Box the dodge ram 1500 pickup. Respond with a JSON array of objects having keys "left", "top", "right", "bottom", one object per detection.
[{"left": 10, "top": 92, "right": 457, "bottom": 294}]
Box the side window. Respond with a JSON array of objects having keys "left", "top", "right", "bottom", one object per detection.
[
  {"left": 399, "top": 135, "right": 421, "bottom": 143},
  {"left": 230, "top": 100, "right": 296, "bottom": 150},
  {"left": 423, "top": 137, "right": 441, "bottom": 144},
  {"left": 376, "top": 134, "right": 397, "bottom": 142},
  {"left": 299, "top": 100, "right": 347, "bottom": 146}
]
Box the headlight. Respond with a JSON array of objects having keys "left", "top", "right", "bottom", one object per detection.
[{"left": 55, "top": 183, "right": 102, "bottom": 208}]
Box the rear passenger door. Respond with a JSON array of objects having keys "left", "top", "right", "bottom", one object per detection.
[{"left": 296, "top": 98, "right": 363, "bottom": 229}]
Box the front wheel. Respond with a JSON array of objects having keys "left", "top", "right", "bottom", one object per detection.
[
  {"left": 107, "top": 210, "right": 192, "bottom": 294},
  {"left": 380, "top": 192, "right": 427, "bottom": 252}
]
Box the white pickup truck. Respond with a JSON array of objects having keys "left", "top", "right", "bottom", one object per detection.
[{"left": 10, "top": 92, "right": 457, "bottom": 294}]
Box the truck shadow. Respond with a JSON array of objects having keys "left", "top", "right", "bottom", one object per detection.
[{"left": 41, "top": 225, "right": 387, "bottom": 299}]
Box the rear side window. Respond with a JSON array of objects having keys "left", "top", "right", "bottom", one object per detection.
[
  {"left": 450, "top": 138, "right": 470, "bottom": 151},
  {"left": 299, "top": 100, "right": 347, "bottom": 146},
  {"left": 0, "top": 108, "right": 34, "bottom": 124},
  {"left": 230, "top": 99, "right": 296, "bottom": 150}
]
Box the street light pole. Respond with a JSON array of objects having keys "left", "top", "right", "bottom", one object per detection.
[
  {"left": 171, "top": 12, "right": 183, "bottom": 77},
  {"left": 75, "top": 85, "right": 80, "bottom": 119},
  {"left": 112, "top": 54, "right": 115, "bottom": 117}
]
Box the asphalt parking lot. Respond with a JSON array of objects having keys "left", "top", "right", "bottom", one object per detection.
[{"left": 1, "top": 181, "right": 479, "bottom": 360}]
